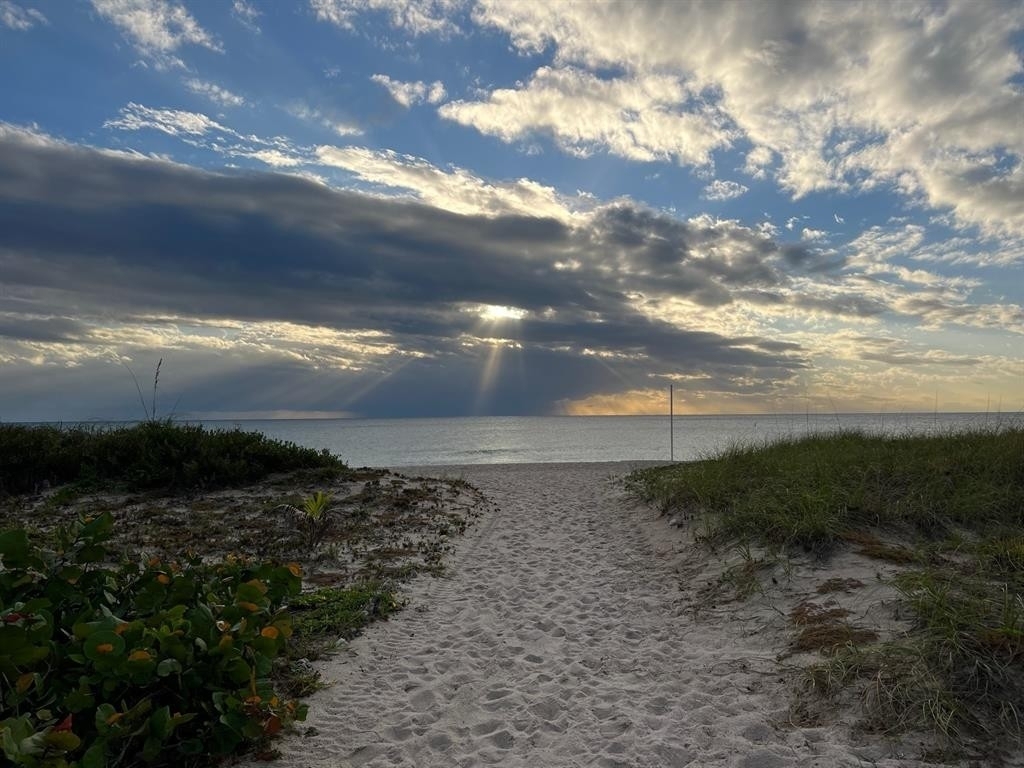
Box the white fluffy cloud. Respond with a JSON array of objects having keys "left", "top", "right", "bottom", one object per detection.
[
  {"left": 439, "top": 66, "right": 735, "bottom": 165},
  {"left": 314, "top": 144, "right": 580, "bottom": 220},
  {"left": 462, "top": 0, "right": 1024, "bottom": 237},
  {"left": 311, "top": 0, "right": 463, "bottom": 36},
  {"left": 801, "top": 227, "right": 828, "bottom": 242},
  {"left": 184, "top": 79, "right": 245, "bottom": 107},
  {"left": 231, "top": 0, "right": 260, "bottom": 32},
  {"left": 91, "top": 0, "right": 221, "bottom": 66},
  {"left": 702, "top": 180, "right": 748, "bottom": 201},
  {"left": 104, "top": 103, "right": 236, "bottom": 137},
  {"left": 371, "top": 74, "right": 446, "bottom": 107},
  {"left": 0, "top": 1, "right": 46, "bottom": 30}
]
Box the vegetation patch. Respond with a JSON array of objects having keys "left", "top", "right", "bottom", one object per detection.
[
  {"left": 0, "top": 421, "right": 346, "bottom": 496},
  {"left": 630, "top": 425, "right": 1024, "bottom": 756},
  {"left": 0, "top": 424, "right": 489, "bottom": 766},
  {"left": 289, "top": 584, "right": 401, "bottom": 648},
  {"left": 628, "top": 427, "right": 1024, "bottom": 554},
  {"left": 0, "top": 513, "right": 306, "bottom": 767}
]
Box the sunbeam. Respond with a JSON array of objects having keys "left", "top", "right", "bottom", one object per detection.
[{"left": 468, "top": 305, "right": 528, "bottom": 414}]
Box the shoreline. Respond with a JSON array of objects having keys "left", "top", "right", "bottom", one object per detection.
[{"left": 390, "top": 458, "right": 674, "bottom": 473}]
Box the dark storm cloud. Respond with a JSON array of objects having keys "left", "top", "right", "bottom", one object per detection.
[
  {"left": 592, "top": 205, "right": 782, "bottom": 287},
  {"left": 0, "top": 314, "right": 85, "bottom": 342},
  {"left": 0, "top": 127, "right": 812, "bottom": 416}
]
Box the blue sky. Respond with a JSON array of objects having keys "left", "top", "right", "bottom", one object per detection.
[{"left": 0, "top": 0, "right": 1022, "bottom": 420}]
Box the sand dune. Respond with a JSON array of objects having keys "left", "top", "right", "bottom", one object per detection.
[{"left": 253, "top": 462, "right": 954, "bottom": 767}]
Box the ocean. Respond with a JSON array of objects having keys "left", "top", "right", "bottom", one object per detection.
[{"left": 190, "top": 412, "right": 1013, "bottom": 468}]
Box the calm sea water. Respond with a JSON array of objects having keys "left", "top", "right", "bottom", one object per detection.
[{"left": 190, "top": 413, "right": 1014, "bottom": 468}]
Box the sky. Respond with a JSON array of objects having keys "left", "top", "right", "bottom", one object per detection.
[{"left": 0, "top": 0, "right": 1022, "bottom": 421}]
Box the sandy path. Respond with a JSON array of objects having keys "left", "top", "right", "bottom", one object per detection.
[{"left": 260, "top": 462, "right": 914, "bottom": 768}]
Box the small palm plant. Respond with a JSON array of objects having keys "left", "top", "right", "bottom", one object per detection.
[{"left": 278, "top": 491, "right": 336, "bottom": 550}]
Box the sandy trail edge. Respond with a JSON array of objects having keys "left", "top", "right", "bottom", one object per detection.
[{"left": 244, "top": 462, "right": 942, "bottom": 768}]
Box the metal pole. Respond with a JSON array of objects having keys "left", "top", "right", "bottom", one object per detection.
[{"left": 669, "top": 384, "right": 674, "bottom": 461}]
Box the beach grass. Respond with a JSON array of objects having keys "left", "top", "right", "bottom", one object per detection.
[
  {"left": 0, "top": 420, "right": 346, "bottom": 496},
  {"left": 629, "top": 426, "right": 1024, "bottom": 752},
  {"left": 629, "top": 426, "right": 1024, "bottom": 553}
]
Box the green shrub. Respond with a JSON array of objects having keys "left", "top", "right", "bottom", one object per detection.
[
  {"left": 0, "top": 421, "right": 346, "bottom": 496},
  {"left": 0, "top": 512, "right": 307, "bottom": 767}
]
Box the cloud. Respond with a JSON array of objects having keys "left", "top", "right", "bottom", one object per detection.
[
  {"left": 93, "top": 111, "right": 1020, "bottom": 339},
  {"left": 465, "top": 0, "right": 1024, "bottom": 237},
  {"left": 288, "top": 102, "right": 363, "bottom": 137},
  {"left": 439, "top": 66, "right": 736, "bottom": 165},
  {"left": 104, "top": 102, "right": 238, "bottom": 137},
  {"left": 184, "top": 79, "right": 246, "bottom": 107},
  {"left": 2, "top": 125, "right": 1020, "bottom": 418},
  {"left": 702, "top": 180, "right": 748, "bottom": 201},
  {"left": 231, "top": 0, "right": 260, "bottom": 32},
  {"left": 0, "top": 124, "right": 814, "bottom": 417},
  {"left": 102, "top": 102, "right": 316, "bottom": 171},
  {"left": 91, "top": 0, "right": 221, "bottom": 67},
  {"left": 310, "top": 0, "right": 463, "bottom": 37},
  {"left": 314, "top": 144, "right": 581, "bottom": 220},
  {"left": 0, "top": 1, "right": 46, "bottom": 30},
  {"left": 371, "top": 74, "right": 446, "bottom": 107},
  {"left": 242, "top": 149, "right": 304, "bottom": 168},
  {"left": 743, "top": 146, "right": 773, "bottom": 179}
]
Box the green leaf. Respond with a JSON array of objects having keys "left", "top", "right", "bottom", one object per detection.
[
  {"left": 95, "top": 703, "right": 116, "bottom": 734},
  {"left": 0, "top": 530, "right": 32, "bottom": 569},
  {"left": 141, "top": 735, "right": 162, "bottom": 762},
  {"left": 252, "top": 636, "right": 279, "bottom": 658},
  {"left": 63, "top": 687, "right": 94, "bottom": 713},
  {"left": 82, "top": 743, "right": 107, "bottom": 768},
  {"left": 22, "top": 598, "right": 52, "bottom": 614},
  {"left": 122, "top": 697, "right": 153, "bottom": 723},
  {"left": 179, "top": 738, "right": 205, "bottom": 755},
  {"left": 149, "top": 706, "right": 172, "bottom": 740},
  {"left": 83, "top": 630, "right": 125, "bottom": 662},
  {"left": 44, "top": 729, "right": 81, "bottom": 752},
  {"left": 235, "top": 582, "right": 268, "bottom": 606},
  {"left": 74, "top": 544, "right": 106, "bottom": 564},
  {"left": 225, "top": 657, "right": 252, "bottom": 685},
  {"left": 156, "top": 658, "right": 182, "bottom": 677},
  {"left": 79, "top": 511, "right": 113, "bottom": 542}
]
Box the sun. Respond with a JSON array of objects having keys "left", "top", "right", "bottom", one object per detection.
[{"left": 477, "top": 304, "right": 527, "bottom": 322}]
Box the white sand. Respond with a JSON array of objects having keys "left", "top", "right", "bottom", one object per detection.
[{"left": 254, "top": 462, "right": 957, "bottom": 767}]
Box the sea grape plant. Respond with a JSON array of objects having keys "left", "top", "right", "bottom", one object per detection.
[{"left": 0, "top": 512, "right": 307, "bottom": 767}]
